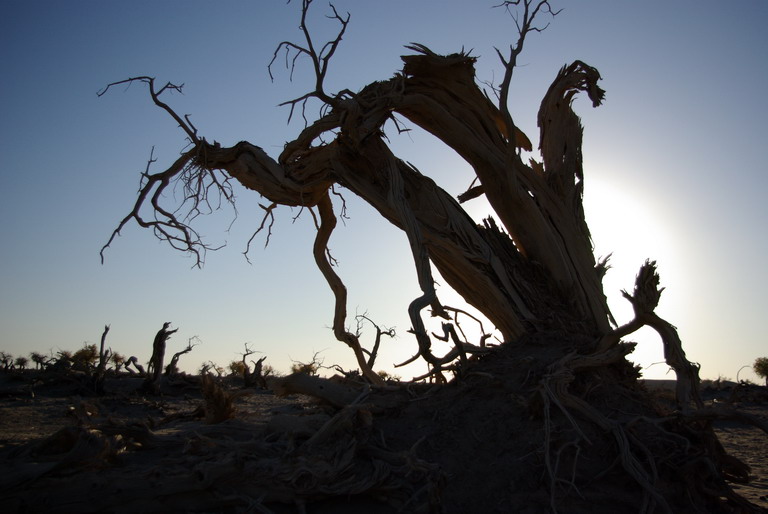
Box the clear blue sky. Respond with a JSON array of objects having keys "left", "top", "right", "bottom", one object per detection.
[{"left": 1, "top": 1, "right": 766, "bottom": 381}]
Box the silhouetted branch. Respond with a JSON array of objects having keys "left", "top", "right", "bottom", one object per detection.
[
  {"left": 98, "top": 76, "right": 199, "bottom": 143},
  {"left": 312, "top": 193, "right": 384, "bottom": 386},
  {"left": 244, "top": 202, "right": 279, "bottom": 262},
  {"left": 124, "top": 356, "right": 145, "bottom": 376},
  {"left": 99, "top": 75, "right": 241, "bottom": 267},
  {"left": 494, "top": 0, "right": 560, "bottom": 143},
  {"left": 442, "top": 306, "right": 493, "bottom": 347},
  {"left": 269, "top": 0, "right": 351, "bottom": 123},
  {"left": 355, "top": 314, "right": 396, "bottom": 369},
  {"left": 164, "top": 336, "right": 200, "bottom": 376},
  {"left": 100, "top": 143, "right": 236, "bottom": 267},
  {"left": 101, "top": 148, "right": 201, "bottom": 265}
]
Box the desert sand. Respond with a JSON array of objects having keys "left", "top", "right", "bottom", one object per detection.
[{"left": 0, "top": 370, "right": 766, "bottom": 513}]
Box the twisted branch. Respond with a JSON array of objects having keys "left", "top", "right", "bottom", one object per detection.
[
  {"left": 597, "top": 260, "right": 702, "bottom": 408},
  {"left": 312, "top": 192, "right": 384, "bottom": 386},
  {"left": 100, "top": 144, "right": 235, "bottom": 268}
]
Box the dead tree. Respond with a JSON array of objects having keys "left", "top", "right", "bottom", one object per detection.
[
  {"left": 29, "top": 352, "right": 50, "bottom": 370},
  {"left": 0, "top": 352, "right": 14, "bottom": 371},
  {"left": 237, "top": 343, "right": 267, "bottom": 388},
  {"left": 98, "top": 1, "right": 766, "bottom": 511},
  {"left": 164, "top": 336, "right": 199, "bottom": 376},
  {"left": 95, "top": 325, "right": 111, "bottom": 375},
  {"left": 124, "top": 356, "right": 145, "bottom": 376},
  {"left": 99, "top": 6, "right": 609, "bottom": 386},
  {"left": 249, "top": 356, "right": 268, "bottom": 389},
  {"left": 90, "top": 324, "right": 111, "bottom": 394},
  {"left": 355, "top": 314, "right": 395, "bottom": 370},
  {"left": 142, "top": 322, "right": 178, "bottom": 392},
  {"left": 290, "top": 350, "right": 325, "bottom": 376}
]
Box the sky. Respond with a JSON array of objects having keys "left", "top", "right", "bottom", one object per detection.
[{"left": 1, "top": 0, "right": 766, "bottom": 382}]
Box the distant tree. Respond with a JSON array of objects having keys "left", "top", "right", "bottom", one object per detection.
[
  {"left": 110, "top": 352, "right": 126, "bottom": 372},
  {"left": 250, "top": 355, "right": 268, "bottom": 389},
  {"left": 0, "top": 351, "right": 13, "bottom": 370},
  {"left": 57, "top": 350, "right": 73, "bottom": 362},
  {"left": 51, "top": 350, "right": 74, "bottom": 372},
  {"left": 376, "top": 370, "right": 401, "bottom": 382},
  {"left": 14, "top": 356, "right": 28, "bottom": 370},
  {"left": 164, "top": 336, "right": 199, "bottom": 376},
  {"left": 754, "top": 357, "right": 768, "bottom": 386},
  {"left": 261, "top": 363, "right": 277, "bottom": 379},
  {"left": 124, "top": 356, "right": 146, "bottom": 376},
  {"left": 92, "top": 325, "right": 112, "bottom": 394},
  {"left": 200, "top": 361, "right": 224, "bottom": 377},
  {"left": 143, "top": 322, "right": 178, "bottom": 393},
  {"left": 290, "top": 351, "right": 324, "bottom": 376},
  {"left": 95, "top": 325, "right": 111, "bottom": 377},
  {"left": 228, "top": 360, "right": 246, "bottom": 376},
  {"left": 72, "top": 344, "right": 99, "bottom": 373},
  {"left": 233, "top": 343, "right": 268, "bottom": 387},
  {"left": 30, "top": 351, "right": 49, "bottom": 370}
]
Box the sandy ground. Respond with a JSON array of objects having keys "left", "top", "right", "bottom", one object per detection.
[
  {"left": 642, "top": 380, "right": 768, "bottom": 508},
  {"left": 715, "top": 405, "right": 768, "bottom": 507},
  {"left": 0, "top": 373, "right": 766, "bottom": 511},
  {"left": 0, "top": 376, "right": 311, "bottom": 448}
]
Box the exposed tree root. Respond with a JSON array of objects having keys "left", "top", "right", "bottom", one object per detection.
[{"left": 1, "top": 350, "right": 766, "bottom": 513}]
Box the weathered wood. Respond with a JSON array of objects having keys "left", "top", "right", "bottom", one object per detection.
[
  {"left": 198, "top": 50, "right": 615, "bottom": 351},
  {"left": 269, "top": 372, "right": 362, "bottom": 408},
  {"left": 598, "top": 261, "right": 703, "bottom": 408},
  {"left": 142, "top": 322, "right": 177, "bottom": 393}
]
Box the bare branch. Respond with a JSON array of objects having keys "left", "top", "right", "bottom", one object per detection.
[
  {"left": 98, "top": 76, "right": 199, "bottom": 143},
  {"left": 312, "top": 192, "right": 384, "bottom": 386},
  {"left": 100, "top": 145, "right": 233, "bottom": 268},
  {"left": 244, "top": 202, "right": 278, "bottom": 263},
  {"left": 330, "top": 185, "right": 349, "bottom": 223},
  {"left": 355, "top": 313, "right": 396, "bottom": 369},
  {"left": 99, "top": 78, "right": 241, "bottom": 267},
  {"left": 268, "top": 0, "right": 351, "bottom": 124},
  {"left": 442, "top": 305, "right": 494, "bottom": 347},
  {"left": 164, "top": 336, "right": 200, "bottom": 376},
  {"left": 493, "top": 1, "right": 560, "bottom": 146}
]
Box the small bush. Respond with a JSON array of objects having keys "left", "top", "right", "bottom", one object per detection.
[{"left": 753, "top": 357, "right": 768, "bottom": 386}]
